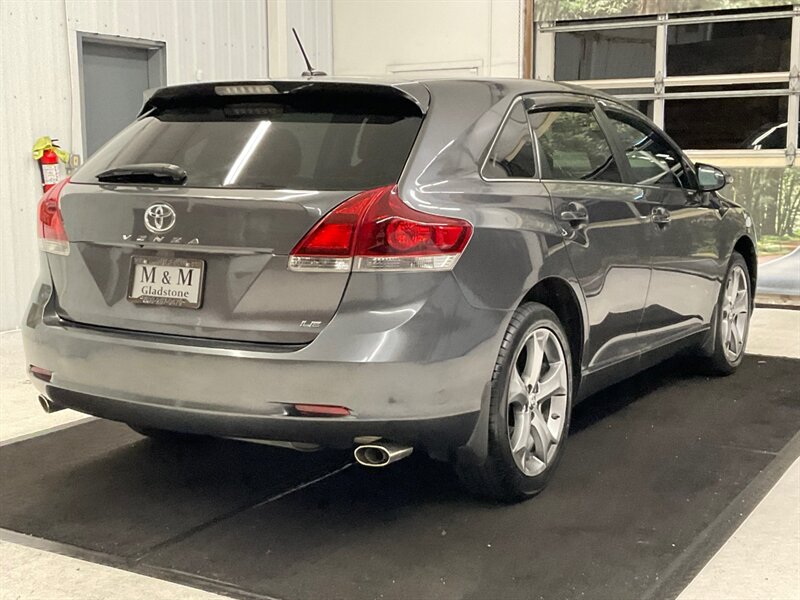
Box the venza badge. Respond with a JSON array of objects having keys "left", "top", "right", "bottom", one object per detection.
[{"left": 144, "top": 203, "right": 177, "bottom": 234}]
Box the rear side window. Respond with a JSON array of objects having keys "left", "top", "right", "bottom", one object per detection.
[
  {"left": 74, "top": 96, "right": 422, "bottom": 191},
  {"left": 530, "top": 109, "right": 621, "bottom": 183},
  {"left": 482, "top": 101, "right": 536, "bottom": 179}
]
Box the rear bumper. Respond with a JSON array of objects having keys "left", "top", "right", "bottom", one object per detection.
[
  {"left": 40, "top": 386, "right": 478, "bottom": 449},
  {"left": 23, "top": 278, "right": 506, "bottom": 450}
]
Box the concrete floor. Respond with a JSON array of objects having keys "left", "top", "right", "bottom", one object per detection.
[
  {"left": 0, "top": 540, "right": 224, "bottom": 600},
  {"left": 1, "top": 307, "right": 798, "bottom": 599}
]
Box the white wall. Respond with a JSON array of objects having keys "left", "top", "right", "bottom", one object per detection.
[
  {"left": 0, "top": 0, "right": 269, "bottom": 331},
  {"left": 331, "top": 0, "right": 522, "bottom": 78},
  {"left": 267, "top": 0, "right": 333, "bottom": 77}
]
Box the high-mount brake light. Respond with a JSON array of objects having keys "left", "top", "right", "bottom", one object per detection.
[
  {"left": 289, "top": 185, "right": 473, "bottom": 272},
  {"left": 214, "top": 84, "right": 278, "bottom": 96},
  {"left": 37, "top": 178, "right": 70, "bottom": 256}
]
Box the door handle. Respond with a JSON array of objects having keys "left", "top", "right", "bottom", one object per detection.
[
  {"left": 651, "top": 206, "right": 671, "bottom": 227},
  {"left": 559, "top": 202, "right": 589, "bottom": 227}
]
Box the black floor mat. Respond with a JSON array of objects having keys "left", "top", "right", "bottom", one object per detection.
[{"left": 1, "top": 356, "right": 798, "bottom": 600}]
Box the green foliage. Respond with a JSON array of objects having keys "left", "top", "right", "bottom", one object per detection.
[
  {"left": 556, "top": 0, "right": 641, "bottom": 19},
  {"left": 725, "top": 166, "right": 800, "bottom": 241},
  {"left": 552, "top": 0, "right": 789, "bottom": 20},
  {"left": 756, "top": 230, "right": 800, "bottom": 255}
]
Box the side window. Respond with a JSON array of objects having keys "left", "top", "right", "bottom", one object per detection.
[
  {"left": 604, "top": 110, "right": 693, "bottom": 189},
  {"left": 482, "top": 101, "right": 536, "bottom": 179},
  {"left": 530, "top": 109, "right": 621, "bottom": 183}
]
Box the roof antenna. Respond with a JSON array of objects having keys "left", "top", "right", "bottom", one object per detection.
[{"left": 292, "top": 27, "right": 327, "bottom": 77}]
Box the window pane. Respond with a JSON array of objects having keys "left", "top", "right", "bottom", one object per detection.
[
  {"left": 667, "top": 82, "right": 788, "bottom": 94},
  {"left": 599, "top": 90, "right": 655, "bottom": 119},
  {"left": 664, "top": 96, "right": 789, "bottom": 150},
  {"left": 483, "top": 102, "right": 536, "bottom": 179},
  {"left": 667, "top": 18, "right": 791, "bottom": 76},
  {"left": 76, "top": 102, "right": 422, "bottom": 190},
  {"left": 531, "top": 110, "right": 621, "bottom": 182},
  {"left": 614, "top": 99, "right": 654, "bottom": 120},
  {"left": 605, "top": 111, "right": 692, "bottom": 189},
  {"left": 555, "top": 27, "right": 656, "bottom": 80}
]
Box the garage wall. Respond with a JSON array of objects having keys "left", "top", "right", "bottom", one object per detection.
[
  {"left": 268, "top": 0, "right": 333, "bottom": 78},
  {"left": 331, "top": 0, "right": 523, "bottom": 78},
  {"left": 0, "top": 0, "right": 269, "bottom": 331}
]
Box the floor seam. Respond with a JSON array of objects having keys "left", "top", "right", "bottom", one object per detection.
[{"left": 130, "top": 462, "right": 353, "bottom": 563}]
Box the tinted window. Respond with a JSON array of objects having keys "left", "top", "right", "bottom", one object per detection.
[
  {"left": 605, "top": 110, "right": 692, "bottom": 189},
  {"left": 531, "top": 109, "right": 621, "bottom": 183},
  {"left": 664, "top": 96, "right": 789, "bottom": 150},
  {"left": 483, "top": 101, "right": 536, "bottom": 179},
  {"left": 74, "top": 101, "right": 422, "bottom": 191},
  {"left": 667, "top": 18, "right": 791, "bottom": 76},
  {"left": 555, "top": 27, "right": 656, "bottom": 80}
]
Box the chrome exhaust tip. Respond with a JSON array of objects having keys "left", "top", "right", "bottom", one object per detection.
[
  {"left": 354, "top": 442, "right": 413, "bottom": 467},
  {"left": 38, "top": 395, "right": 65, "bottom": 414}
]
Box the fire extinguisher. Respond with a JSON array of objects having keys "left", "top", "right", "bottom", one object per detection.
[{"left": 32, "top": 136, "right": 70, "bottom": 192}]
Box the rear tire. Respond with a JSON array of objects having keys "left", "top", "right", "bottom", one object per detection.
[
  {"left": 456, "top": 302, "right": 573, "bottom": 502},
  {"left": 701, "top": 252, "right": 752, "bottom": 375},
  {"left": 128, "top": 424, "right": 205, "bottom": 443}
]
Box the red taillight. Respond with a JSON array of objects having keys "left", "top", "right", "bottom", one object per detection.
[
  {"left": 37, "top": 178, "right": 70, "bottom": 255},
  {"left": 290, "top": 186, "right": 387, "bottom": 258},
  {"left": 289, "top": 185, "right": 472, "bottom": 272}
]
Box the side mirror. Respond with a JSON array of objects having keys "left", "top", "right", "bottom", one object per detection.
[{"left": 696, "top": 163, "right": 727, "bottom": 192}]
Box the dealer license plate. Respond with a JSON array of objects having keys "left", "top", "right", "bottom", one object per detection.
[{"left": 128, "top": 257, "right": 205, "bottom": 309}]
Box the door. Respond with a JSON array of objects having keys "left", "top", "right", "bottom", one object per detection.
[
  {"left": 529, "top": 99, "right": 653, "bottom": 373},
  {"left": 81, "top": 37, "right": 166, "bottom": 156},
  {"left": 598, "top": 104, "right": 722, "bottom": 350}
]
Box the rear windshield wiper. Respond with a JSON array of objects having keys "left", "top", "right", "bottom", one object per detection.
[{"left": 96, "top": 163, "right": 187, "bottom": 185}]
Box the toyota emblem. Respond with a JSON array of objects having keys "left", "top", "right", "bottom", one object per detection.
[{"left": 144, "top": 203, "right": 177, "bottom": 234}]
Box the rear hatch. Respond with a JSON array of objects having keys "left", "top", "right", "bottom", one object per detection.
[{"left": 51, "top": 81, "right": 425, "bottom": 344}]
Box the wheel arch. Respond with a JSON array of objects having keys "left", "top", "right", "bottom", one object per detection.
[
  {"left": 733, "top": 235, "right": 757, "bottom": 300},
  {"left": 519, "top": 277, "right": 585, "bottom": 388}
]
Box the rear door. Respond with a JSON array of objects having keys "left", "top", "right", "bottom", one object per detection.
[
  {"left": 529, "top": 96, "right": 653, "bottom": 372},
  {"left": 598, "top": 103, "right": 721, "bottom": 348},
  {"left": 52, "top": 84, "right": 424, "bottom": 344}
]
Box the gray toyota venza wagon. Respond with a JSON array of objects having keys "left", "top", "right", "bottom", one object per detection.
[{"left": 25, "top": 78, "right": 756, "bottom": 501}]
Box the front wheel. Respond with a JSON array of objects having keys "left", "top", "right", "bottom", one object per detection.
[
  {"left": 702, "top": 252, "right": 752, "bottom": 375},
  {"left": 456, "top": 302, "right": 573, "bottom": 502}
]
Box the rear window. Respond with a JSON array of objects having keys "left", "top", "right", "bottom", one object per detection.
[{"left": 74, "top": 94, "right": 422, "bottom": 191}]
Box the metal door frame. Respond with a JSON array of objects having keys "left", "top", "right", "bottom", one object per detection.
[{"left": 77, "top": 32, "right": 167, "bottom": 157}]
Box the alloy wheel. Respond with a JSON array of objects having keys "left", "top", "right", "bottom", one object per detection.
[
  {"left": 720, "top": 264, "right": 750, "bottom": 363},
  {"left": 506, "top": 327, "right": 569, "bottom": 477}
]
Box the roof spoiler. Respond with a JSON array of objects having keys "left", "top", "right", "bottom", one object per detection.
[{"left": 138, "top": 80, "right": 430, "bottom": 117}]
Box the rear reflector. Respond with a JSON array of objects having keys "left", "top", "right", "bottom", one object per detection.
[
  {"left": 37, "top": 178, "right": 70, "bottom": 256},
  {"left": 289, "top": 185, "right": 472, "bottom": 272},
  {"left": 293, "top": 404, "right": 351, "bottom": 417},
  {"left": 29, "top": 365, "right": 53, "bottom": 382}
]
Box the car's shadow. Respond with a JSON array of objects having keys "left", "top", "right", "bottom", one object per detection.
[
  {"left": 0, "top": 354, "right": 745, "bottom": 552},
  {"left": 2, "top": 360, "right": 708, "bottom": 542}
]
